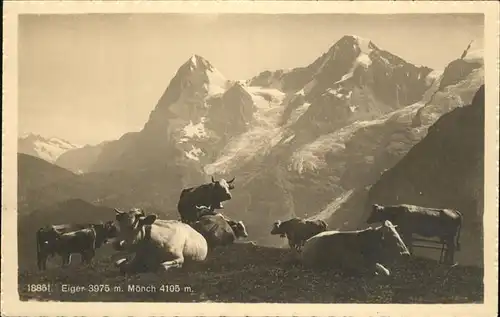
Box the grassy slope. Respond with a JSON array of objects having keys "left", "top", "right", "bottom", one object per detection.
[{"left": 19, "top": 244, "right": 482, "bottom": 303}]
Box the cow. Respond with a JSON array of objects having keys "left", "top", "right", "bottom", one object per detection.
[
  {"left": 191, "top": 213, "right": 249, "bottom": 250},
  {"left": 35, "top": 221, "right": 118, "bottom": 270},
  {"left": 366, "top": 204, "right": 463, "bottom": 265},
  {"left": 112, "top": 208, "right": 208, "bottom": 275},
  {"left": 270, "top": 217, "right": 328, "bottom": 252},
  {"left": 177, "top": 176, "right": 236, "bottom": 224},
  {"left": 300, "top": 220, "right": 411, "bottom": 277}
]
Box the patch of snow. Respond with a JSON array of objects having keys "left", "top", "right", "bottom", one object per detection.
[
  {"left": 335, "top": 72, "right": 354, "bottom": 85},
  {"left": 204, "top": 86, "right": 288, "bottom": 174},
  {"left": 303, "top": 79, "right": 317, "bottom": 95},
  {"left": 247, "top": 87, "right": 286, "bottom": 108},
  {"left": 33, "top": 139, "right": 76, "bottom": 162},
  {"left": 290, "top": 101, "right": 426, "bottom": 174},
  {"left": 352, "top": 35, "right": 372, "bottom": 53},
  {"left": 326, "top": 88, "right": 343, "bottom": 99},
  {"left": 307, "top": 189, "right": 354, "bottom": 222},
  {"left": 206, "top": 68, "right": 228, "bottom": 95},
  {"left": 285, "top": 102, "right": 311, "bottom": 126},
  {"left": 190, "top": 55, "right": 197, "bottom": 67},
  {"left": 325, "top": 87, "right": 353, "bottom": 101},
  {"left": 333, "top": 37, "right": 375, "bottom": 85},
  {"left": 185, "top": 146, "right": 204, "bottom": 161},
  {"left": 352, "top": 35, "right": 373, "bottom": 68},
  {"left": 282, "top": 134, "right": 295, "bottom": 144},
  {"left": 379, "top": 55, "right": 391, "bottom": 65},
  {"left": 349, "top": 105, "right": 358, "bottom": 112},
  {"left": 181, "top": 118, "right": 208, "bottom": 142},
  {"left": 356, "top": 53, "right": 372, "bottom": 68},
  {"left": 425, "top": 70, "right": 444, "bottom": 87}
]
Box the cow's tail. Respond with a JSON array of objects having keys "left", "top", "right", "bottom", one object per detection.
[{"left": 455, "top": 210, "right": 463, "bottom": 251}]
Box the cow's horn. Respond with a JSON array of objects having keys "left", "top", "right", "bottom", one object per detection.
[
  {"left": 227, "top": 177, "right": 235, "bottom": 184},
  {"left": 211, "top": 176, "right": 216, "bottom": 183},
  {"left": 114, "top": 208, "right": 124, "bottom": 214}
]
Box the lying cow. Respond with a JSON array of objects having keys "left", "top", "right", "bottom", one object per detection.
[
  {"left": 300, "top": 220, "right": 410, "bottom": 277},
  {"left": 113, "top": 208, "right": 208, "bottom": 274},
  {"left": 191, "top": 213, "right": 249, "bottom": 250},
  {"left": 366, "top": 204, "right": 463, "bottom": 264},
  {"left": 270, "top": 218, "right": 328, "bottom": 251},
  {"left": 36, "top": 221, "right": 117, "bottom": 270},
  {"left": 177, "top": 176, "right": 236, "bottom": 224}
]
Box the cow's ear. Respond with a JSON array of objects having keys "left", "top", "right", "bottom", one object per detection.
[{"left": 141, "top": 214, "right": 157, "bottom": 225}]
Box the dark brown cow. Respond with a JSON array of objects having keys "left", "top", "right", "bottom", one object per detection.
[
  {"left": 366, "top": 204, "right": 463, "bottom": 264},
  {"left": 177, "top": 176, "right": 236, "bottom": 224},
  {"left": 36, "top": 221, "right": 117, "bottom": 270},
  {"left": 191, "top": 213, "right": 249, "bottom": 250},
  {"left": 270, "top": 217, "right": 328, "bottom": 251},
  {"left": 300, "top": 220, "right": 411, "bottom": 276}
]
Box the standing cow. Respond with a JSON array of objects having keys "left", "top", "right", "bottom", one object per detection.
[
  {"left": 177, "top": 176, "right": 236, "bottom": 224},
  {"left": 366, "top": 204, "right": 463, "bottom": 265},
  {"left": 36, "top": 221, "right": 117, "bottom": 270},
  {"left": 300, "top": 220, "right": 410, "bottom": 277},
  {"left": 113, "top": 208, "right": 208, "bottom": 274},
  {"left": 191, "top": 213, "right": 249, "bottom": 250},
  {"left": 270, "top": 218, "right": 328, "bottom": 251}
]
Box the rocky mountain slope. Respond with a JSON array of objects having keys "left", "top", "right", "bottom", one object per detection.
[
  {"left": 17, "top": 152, "right": 182, "bottom": 218},
  {"left": 55, "top": 141, "right": 109, "bottom": 174},
  {"left": 362, "top": 85, "right": 485, "bottom": 267},
  {"left": 18, "top": 133, "right": 79, "bottom": 163},
  {"left": 18, "top": 153, "right": 80, "bottom": 214},
  {"left": 18, "top": 35, "right": 484, "bottom": 253}
]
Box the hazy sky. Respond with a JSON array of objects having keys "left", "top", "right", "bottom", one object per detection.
[{"left": 19, "top": 13, "right": 484, "bottom": 146}]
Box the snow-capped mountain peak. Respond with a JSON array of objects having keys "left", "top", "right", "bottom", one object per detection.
[
  {"left": 178, "top": 54, "right": 229, "bottom": 96},
  {"left": 18, "top": 133, "right": 80, "bottom": 163}
]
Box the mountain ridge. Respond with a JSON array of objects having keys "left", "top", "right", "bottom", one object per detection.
[{"left": 18, "top": 133, "right": 80, "bottom": 164}]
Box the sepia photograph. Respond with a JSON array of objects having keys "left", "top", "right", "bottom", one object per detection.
[{"left": 2, "top": 1, "right": 499, "bottom": 316}]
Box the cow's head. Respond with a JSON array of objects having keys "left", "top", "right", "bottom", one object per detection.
[
  {"left": 92, "top": 220, "right": 119, "bottom": 247},
  {"left": 210, "top": 176, "right": 235, "bottom": 209},
  {"left": 113, "top": 208, "right": 157, "bottom": 251},
  {"left": 378, "top": 220, "right": 411, "bottom": 260},
  {"left": 228, "top": 220, "right": 248, "bottom": 239},
  {"left": 270, "top": 221, "right": 287, "bottom": 238},
  {"left": 366, "top": 203, "right": 388, "bottom": 224}
]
